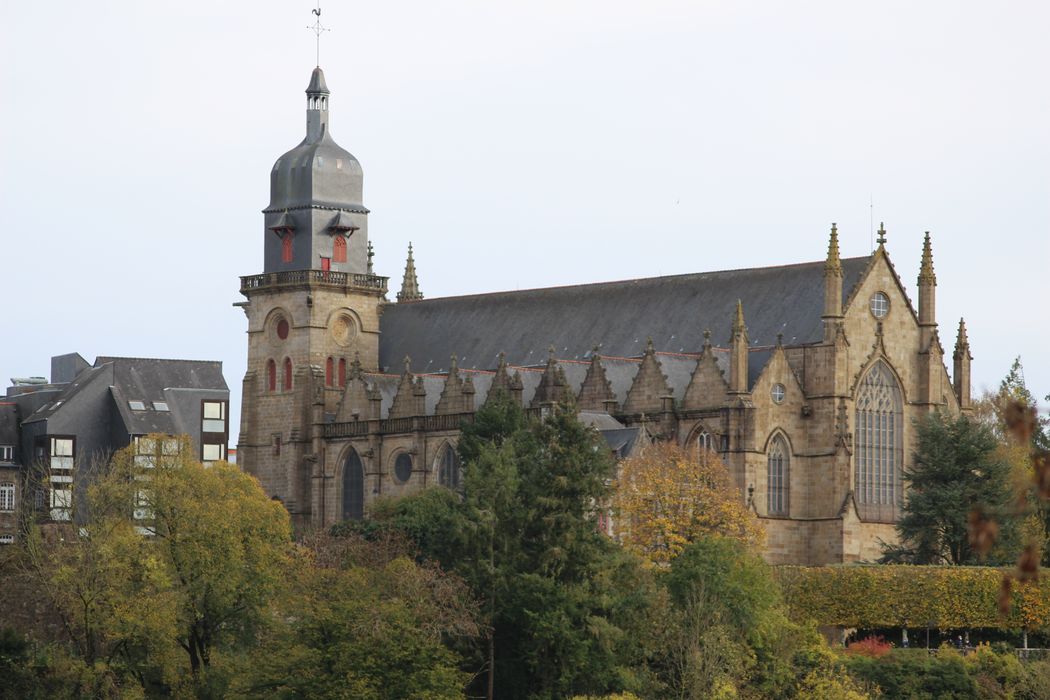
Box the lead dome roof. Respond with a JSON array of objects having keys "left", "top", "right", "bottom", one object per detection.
[{"left": 266, "top": 68, "right": 367, "bottom": 214}]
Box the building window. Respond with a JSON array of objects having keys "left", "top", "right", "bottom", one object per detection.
[
  {"left": 201, "top": 400, "right": 228, "bottom": 466},
  {"left": 343, "top": 449, "right": 364, "bottom": 521},
  {"left": 869, "top": 292, "right": 890, "bottom": 319},
  {"left": 50, "top": 437, "right": 74, "bottom": 471},
  {"left": 394, "top": 452, "right": 413, "bottom": 483},
  {"left": 272, "top": 434, "right": 282, "bottom": 456},
  {"left": 153, "top": 401, "right": 169, "bottom": 412},
  {"left": 283, "top": 358, "right": 293, "bottom": 391},
  {"left": 320, "top": 256, "right": 331, "bottom": 272},
  {"left": 437, "top": 443, "right": 460, "bottom": 490},
  {"left": 333, "top": 235, "right": 347, "bottom": 263},
  {"left": 276, "top": 318, "right": 290, "bottom": 340},
  {"left": 0, "top": 445, "right": 12, "bottom": 461},
  {"left": 281, "top": 232, "right": 294, "bottom": 263},
  {"left": 0, "top": 482, "right": 15, "bottom": 512},
  {"left": 202, "top": 443, "right": 225, "bottom": 464},
  {"left": 855, "top": 361, "right": 903, "bottom": 518},
  {"left": 0, "top": 535, "right": 13, "bottom": 545},
  {"left": 767, "top": 435, "right": 788, "bottom": 515},
  {"left": 128, "top": 400, "right": 147, "bottom": 411},
  {"left": 326, "top": 357, "right": 334, "bottom": 387},
  {"left": 771, "top": 383, "right": 786, "bottom": 404},
  {"left": 202, "top": 401, "right": 226, "bottom": 433},
  {"left": 696, "top": 430, "right": 712, "bottom": 452},
  {"left": 133, "top": 435, "right": 180, "bottom": 469},
  {"left": 338, "top": 358, "right": 347, "bottom": 387},
  {"left": 267, "top": 359, "right": 277, "bottom": 392}
]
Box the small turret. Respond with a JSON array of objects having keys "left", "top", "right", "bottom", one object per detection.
[
  {"left": 397, "top": 243, "right": 423, "bottom": 302},
  {"left": 729, "top": 300, "right": 749, "bottom": 394},
  {"left": 953, "top": 318, "right": 972, "bottom": 411},
  {"left": 823, "top": 223, "right": 844, "bottom": 341}
]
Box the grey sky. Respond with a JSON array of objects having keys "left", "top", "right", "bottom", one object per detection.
[{"left": 2, "top": 1, "right": 1048, "bottom": 443}]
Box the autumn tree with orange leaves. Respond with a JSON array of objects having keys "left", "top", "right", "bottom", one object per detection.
[{"left": 612, "top": 441, "right": 763, "bottom": 566}]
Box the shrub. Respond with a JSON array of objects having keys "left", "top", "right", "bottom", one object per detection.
[{"left": 847, "top": 636, "right": 893, "bottom": 658}]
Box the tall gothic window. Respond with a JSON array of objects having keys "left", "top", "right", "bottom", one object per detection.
[
  {"left": 267, "top": 359, "right": 276, "bottom": 392},
  {"left": 325, "top": 357, "right": 334, "bottom": 387},
  {"left": 283, "top": 358, "right": 293, "bottom": 391},
  {"left": 338, "top": 358, "right": 347, "bottom": 387},
  {"left": 696, "top": 430, "right": 712, "bottom": 452},
  {"left": 342, "top": 449, "right": 364, "bottom": 521},
  {"left": 767, "top": 435, "right": 788, "bottom": 515},
  {"left": 855, "top": 361, "right": 903, "bottom": 519},
  {"left": 437, "top": 443, "right": 461, "bottom": 490}
]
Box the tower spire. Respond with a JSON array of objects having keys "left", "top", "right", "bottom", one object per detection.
[
  {"left": 953, "top": 318, "right": 972, "bottom": 411},
  {"left": 823, "top": 223, "right": 844, "bottom": 339},
  {"left": 918, "top": 231, "right": 936, "bottom": 285},
  {"left": 729, "top": 300, "right": 749, "bottom": 394},
  {"left": 397, "top": 243, "right": 423, "bottom": 302},
  {"left": 918, "top": 231, "right": 937, "bottom": 330},
  {"left": 824, "top": 222, "right": 842, "bottom": 273}
]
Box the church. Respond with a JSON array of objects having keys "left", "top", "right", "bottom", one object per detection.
[{"left": 237, "top": 66, "right": 973, "bottom": 566}]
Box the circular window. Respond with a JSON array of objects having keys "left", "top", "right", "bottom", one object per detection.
[
  {"left": 394, "top": 453, "right": 413, "bottom": 483},
  {"left": 330, "top": 312, "right": 357, "bottom": 347},
  {"left": 771, "top": 383, "right": 786, "bottom": 404},
  {"left": 869, "top": 292, "right": 890, "bottom": 319},
  {"left": 276, "top": 318, "right": 289, "bottom": 340}
]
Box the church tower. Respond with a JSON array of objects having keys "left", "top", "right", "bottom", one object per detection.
[{"left": 237, "top": 67, "right": 388, "bottom": 528}]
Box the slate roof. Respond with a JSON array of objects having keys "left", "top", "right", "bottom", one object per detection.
[{"left": 378, "top": 256, "right": 871, "bottom": 373}]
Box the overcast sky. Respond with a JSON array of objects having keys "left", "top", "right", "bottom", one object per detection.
[{"left": 2, "top": 1, "right": 1048, "bottom": 442}]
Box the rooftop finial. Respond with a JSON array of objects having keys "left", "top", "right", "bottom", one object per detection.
[
  {"left": 919, "top": 231, "right": 936, "bottom": 285},
  {"left": 397, "top": 242, "right": 423, "bottom": 303},
  {"left": 825, "top": 222, "right": 842, "bottom": 274},
  {"left": 308, "top": 3, "right": 329, "bottom": 67},
  {"left": 876, "top": 222, "right": 887, "bottom": 248}
]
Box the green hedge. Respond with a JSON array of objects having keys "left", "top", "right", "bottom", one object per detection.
[{"left": 775, "top": 566, "right": 1050, "bottom": 630}]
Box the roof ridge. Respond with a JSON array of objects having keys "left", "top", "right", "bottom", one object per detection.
[
  {"left": 395, "top": 255, "right": 873, "bottom": 305},
  {"left": 95, "top": 356, "right": 222, "bottom": 365}
]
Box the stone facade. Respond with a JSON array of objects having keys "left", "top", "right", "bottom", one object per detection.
[{"left": 238, "top": 68, "right": 972, "bottom": 564}]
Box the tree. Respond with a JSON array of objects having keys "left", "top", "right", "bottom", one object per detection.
[
  {"left": 612, "top": 441, "right": 763, "bottom": 565},
  {"left": 360, "top": 394, "right": 660, "bottom": 700},
  {"left": 239, "top": 532, "right": 480, "bottom": 699},
  {"left": 23, "top": 435, "right": 292, "bottom": 693},
  {"left": 884, "top": 412, "right": 1014, "bottom": 565}
]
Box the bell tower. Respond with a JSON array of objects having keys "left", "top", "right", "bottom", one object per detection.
[{"left": 237, "top": 66, "right": 388, "bottom": 529}]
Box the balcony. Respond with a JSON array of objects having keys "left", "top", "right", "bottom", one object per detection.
[{"left": 240, "top": 270, "right": 388, "bottom": 296}]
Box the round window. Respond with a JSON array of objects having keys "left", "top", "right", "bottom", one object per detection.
[
  {"left": 869, "top": 292, "right": 890, "bottom": 319},
  {"left": 330, "top": 312, "right": 357, "bottom": 347},
  {"left": 276, "top": 318, "right": 289, "bottom": 340},
  {"left": 771, "top": 383, "right": 786, "bottom": 404},
  {"left": 394, "top": 453, "right": 413, "bottom": 483}
]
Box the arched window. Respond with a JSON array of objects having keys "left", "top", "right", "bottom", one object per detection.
[
  {"left": 437, "top": 443, "right": 461, "bottom": 490},
  {"left": 325, "top": 357, "right": 334, "bottom": 387},
  {"left": 283, "top": 358, "right": 292, "bottom": 391},
  {"left": 855, "top": 361, "right": 903, "bottom": 519},
  {"left": 266, "top": 359, "right": 276, "bottom": 392},
  {"left": 696, "top": 429, "right": 712, "bottom": 452},
  {"left": 281, "top": 233, "right": 294, "bottom": 263},
  {"left": 333, "top": 235, "right": 347, "bottom": 263},
  {"left": 767, "top": 435, "right": 788, "bottom": 515},
  {"left": 338, "top": 358, "right": 347, "bottom": 387},
  {"left": 342, "top": 449, "right": 364, "bottom": 521}
]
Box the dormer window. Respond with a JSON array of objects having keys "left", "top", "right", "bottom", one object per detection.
[
  {"left": 153, "top": 401, "right": 169, "bottom": 412},
  {"left": 128, "top": 400, "right": 146, "bottom": 411}
]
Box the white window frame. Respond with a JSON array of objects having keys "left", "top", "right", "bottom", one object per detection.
[
  {"left": 0, "top": 445, "right": 13, "bottom": 461},
  {"left": 0, "top": 482, "right": 15, "bottom": 512}
]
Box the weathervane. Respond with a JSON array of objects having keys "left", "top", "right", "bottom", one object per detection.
[{"left": 308, "top": 3, "right": 330, "bottom": 66}]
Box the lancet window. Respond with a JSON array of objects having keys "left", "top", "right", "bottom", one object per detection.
[
  {"left": 767, "top": 435, "right": 788, "bottom": 515},
  {"left": 854, "top": 361, "right": 903, "bottom": 518}
]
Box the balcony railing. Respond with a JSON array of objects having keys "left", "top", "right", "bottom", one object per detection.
[
  {"left": 240, "top": 270, "right": 388, "bottom": 295},
  {"left": 322, "top": 412, "right": 475, "bottom": 439}
]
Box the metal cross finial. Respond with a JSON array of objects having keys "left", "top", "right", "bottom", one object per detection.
[
  {"left": 308, "top": 4, "right": 330, "bottom": 66},
  {"left": 877, "top": 221, "right": 887, "bottom": 246}
]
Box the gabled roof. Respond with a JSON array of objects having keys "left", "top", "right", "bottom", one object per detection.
[{"left": 378, "top": 256, "right": 871, "bottom": 373}]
